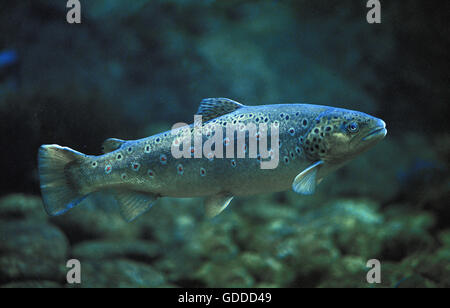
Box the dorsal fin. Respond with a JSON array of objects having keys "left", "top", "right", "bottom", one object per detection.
[
  {"left": 102, "top": 138, "right": 125, "bottom": 154},
  {"left": 196, "top": 98, "right": 245, "bottom": 122}
]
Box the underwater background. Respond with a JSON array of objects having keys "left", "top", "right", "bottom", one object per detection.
[{"left": 0, "top": 0, "right": 449, "bottom": 288}]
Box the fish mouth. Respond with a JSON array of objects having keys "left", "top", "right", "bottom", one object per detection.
[{"left": 363, "top": 126, "right": 387, "bottom": 141}]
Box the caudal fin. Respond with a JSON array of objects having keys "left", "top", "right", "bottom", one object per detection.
[{"left": 38, "top": 144, "right": 89, "bottom": 216}]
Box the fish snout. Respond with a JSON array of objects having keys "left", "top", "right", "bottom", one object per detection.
[{"left": 362, "top": 118, "right": 387, "bottom": 141}]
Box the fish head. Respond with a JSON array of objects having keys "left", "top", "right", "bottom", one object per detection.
[{"left": 303, "top": 108, "right": 387, "bottom": 164}]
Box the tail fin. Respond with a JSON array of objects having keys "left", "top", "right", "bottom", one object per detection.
[{"left": 38, "top": 144, "right": 89, "bottom": 216}]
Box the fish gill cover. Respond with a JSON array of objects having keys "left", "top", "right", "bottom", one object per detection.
[{"left": 0, "top": 0, "right": 449, "bottom": 289}]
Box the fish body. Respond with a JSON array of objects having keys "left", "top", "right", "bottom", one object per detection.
[{"left": 38, "top": 98, "right": 387, "bottom": 221}]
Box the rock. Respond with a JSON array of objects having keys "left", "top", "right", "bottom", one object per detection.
[
  {"left": 0, "top": 221, "right": 69, "bottom": 284},
  {"left": 0, "top": 254, "right": 66, "bottom": 284},
  {"left": 195, "top": 262, "right": 254, "bottom": 288},
  {"left": 239, "top": 252, "right": 285, "bottom": 286},
  {"left": 49, "top": 193, "right": 141, "bottom": 243},
  {"left": 319, "top": 256, "right": 368, "bottom": 288},
  {"left": 0, "top": 221, "right": 69, "bottom": 261},
  {"left": 71, "top": 259, "right": 166, "bottom": 288},
  {"left": 0, "top": 280, "right": 61, "bottom": 288},
  {"left": 0, "top": 194, "right": 47, "bottom": 221},
  {"left": 379, "top": 207, "right": 436, "bottom": 262},
  {"left": 72, "top": 240, "right": 160, "bottom": 262}
]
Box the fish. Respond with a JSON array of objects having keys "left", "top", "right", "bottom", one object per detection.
[
  {"left": 0, "top": 49, "right": 18, "bottom": 69},
  {"left": 38, "top": 98, "right": 387, "bottom": 222}
]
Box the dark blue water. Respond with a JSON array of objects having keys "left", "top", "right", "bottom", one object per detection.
[{"left": 0, "top": 0, "right": 448, "bottom": 288}]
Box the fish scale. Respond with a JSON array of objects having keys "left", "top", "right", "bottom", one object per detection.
[{"left": 38, "top": 98, "right": 387, "bottom": 222}]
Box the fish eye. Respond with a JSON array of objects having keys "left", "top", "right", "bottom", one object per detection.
[{"left": 347, "top": 122, "right": 359, "bottom": 133}]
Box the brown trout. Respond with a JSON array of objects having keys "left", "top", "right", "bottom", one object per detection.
[{"left": 38, "top": 98, "right": 387, "bottom": 221}]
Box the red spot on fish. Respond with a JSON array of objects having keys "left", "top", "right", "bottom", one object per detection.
[{"left": 160, "top": 154, "right": 168, "bottom": 164}]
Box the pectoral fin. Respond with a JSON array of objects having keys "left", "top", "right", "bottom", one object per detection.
[
  {"left": 112, "top": 190, "right": 158, "bottom": 222},
  {"left": 292, "top": 161, "right": 324, "bottom": 195},
  {"left": 204, "top": 193, "right": 234, "bottom": 218}
]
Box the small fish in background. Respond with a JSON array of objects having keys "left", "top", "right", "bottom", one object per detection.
[
  {"left": 38, "top": 98, "right": 387, "bottom": 222},
  {"left": 0, "top": 49, "right": 18, "bottom": 68},
  {"left": 0, "top": 49, "right": 20, "bottom": 90}
]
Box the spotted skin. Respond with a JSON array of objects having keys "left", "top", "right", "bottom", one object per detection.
[
  {"left": 38, "top": 99, "right": 387, "bottom": 220},
  {"left": 72, "top": 103, "right": 383, "bottom": 197}
]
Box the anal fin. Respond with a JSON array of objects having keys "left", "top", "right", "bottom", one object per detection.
[
  {"left": 204, "top": 193, "right": 234, "bottom": 218},
  {"left": 112, "top": 190, "right": 157, "bottom": 222}
]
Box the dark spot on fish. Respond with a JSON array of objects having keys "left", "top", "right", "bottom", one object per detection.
[
  {"left": 148, "top": 170, "right": 154, "bottom": 178},
  {"left": 200, "top": 168, "right": 206, "bottom": 176}
]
